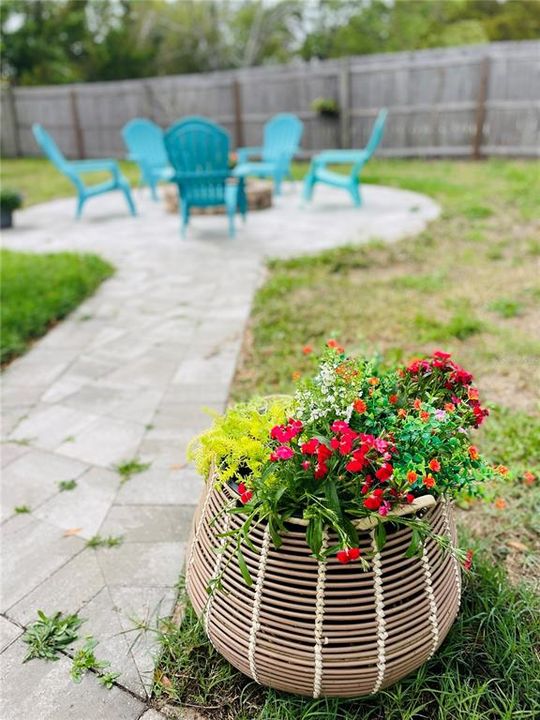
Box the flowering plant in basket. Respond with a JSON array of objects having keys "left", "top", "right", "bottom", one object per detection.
[{"left": 189, "top": 345, "right": 493, "bottom": 584}]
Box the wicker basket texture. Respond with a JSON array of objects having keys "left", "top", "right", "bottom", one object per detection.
[{"left": 187, "top": 480, "right": 461, "bottom": 698}]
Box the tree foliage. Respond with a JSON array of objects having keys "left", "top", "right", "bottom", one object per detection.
[{"left": 1, "top": 0, "right": 538, "bottom": 86}]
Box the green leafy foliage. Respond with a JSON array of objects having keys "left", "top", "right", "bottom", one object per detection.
[
  {"left": 0, "top": 189, "right": 22, "bottom": 211},
  {"left": 85, "top": 535, "right": 123, "bottom": 549},
  {"left": 14, "top": 505, "right": 31, "bottom": 514},
  {"left": 70, "top": 636, "right": 117, "bottom": 687},
  {"left": 22, "top": 610, "right": 83, "bottom": 662},
  {"left": 58, "top": 479, "right": 77, "bottom": 492},
  {"left": 0, "top": 249, "right": 114, "bottom": 365}
]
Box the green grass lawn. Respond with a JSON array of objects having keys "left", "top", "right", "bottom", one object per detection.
[
  {"left": 0, "top": 157, "right": 140, "bottom": 207},
  {"left": 0, "top": 249, "right": 114, "bottom": 364},
  {"left": 153, "top": 158, "right": 540, "bottom": 720}
]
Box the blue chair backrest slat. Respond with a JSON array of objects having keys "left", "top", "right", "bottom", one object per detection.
[
  {"left": 262, "top": 113, "right": 303, "bottom": 163},
  {"left": 32, "top": 124, "right": 70, "bottom": 171},
  {"left": 122, "top": 118, "right": 169, "bottom": 168},
  {"left": 364, "top": 109, "right": 388, "bottom": 159}
]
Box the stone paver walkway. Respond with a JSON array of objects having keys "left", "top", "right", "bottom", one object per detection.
[{"left": 0, "top": 183, "right": 439, "bottom": 718}]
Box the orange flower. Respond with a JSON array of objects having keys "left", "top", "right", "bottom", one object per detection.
[
  {"left": 326, "top": 339, "right": 345, "bottom": 353},
  {"left": 444, "top": 403, "right": 455, "bottom": 413},
  {"left": 423, "top": 475, "right": 436, "bottom": 489},
  {"left": 407, "top": 470, "right": 418, "bottom": 484},
  {"left": 369, "top": 377, "right": 380, "bottom": 386},
  {"left": 468, "top": 445, "right": 479, "bottom": 461},
  {"left": 523, "top": 471, "right": 536, "bottom": 486},
  {"left": 292, "top": 371, "right": 301, "bottom": 381},
  {"left": 413, "top": 398, "right": 422, "bottom": 410},
  {"left": 398, "top": 408, "right": 407, "bottom": 418},
  {"left": 494, "top": 497, "right": 507, "bottom": 510},
  {"left": 354, "top": 398, "right": 367, "bottom": 414},
  {"left": 429, "top": 459, "right": 441, "bottom": 472},
  {"left": 468, "top": 387, "right": 479, "bottom": 401},
  {"left": 495, "top": 465, "right": 509, "bottom": 476},
  {"left": 302, "top": 345, "right": 313, "bottom": 355},
  {"left": 420, "top": 411, "right": 430, "bottom": 422}
]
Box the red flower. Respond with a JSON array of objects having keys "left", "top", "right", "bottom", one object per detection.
[
  {"left": 301, "top": 438, "right": 320, "bottom": 455},
  {"left": 301, "top": 460, "right": 311, "bottom": 471},
  {"left": 240, "top": 491, "right": 253, "bottom": 504},
  {"left": 337, "top": 547, "right": 361, "bottom": 564},
  {"left": 407, "top": 470, "right": 418, "bottom": 484},
  {"left": 354, "top": 399, "right": 367, "bottom": 414},
  {"left": 406, "top": 493, "right": 415, "bottom": 504},
  {"left": 331, "top": 420, "right": 350, "bottom": 433},
  {"left": 317, "top": 444, "right": 333, "bottom": 462},
  {"left": 423, "top": 474, "right": 436, "bottom": 489},
  {"left": 314, "top": 462, "right": 329, "bottom": 479},
  {"left": 327, "top": 339, "right": 345, "bottom": 353},
  {"left": 428, "top": 459, "right": 441, "bottom": 472},
  {"left": 523, "top": 471, "right": 536, "bottom": 486},
  {"left": 302, "top": 345, "right": 313, "bottom": 355},
  {"left": 238, "top": 482, "right": 247, "bottom": 495},
  {"left": 413, "top": 398, "right": 422, "bottom": 410},
  {"left": 346, "top": 449, "right": 368, "bottom": 473},
  {"left": 420, "top": 411, "right": 430, "bottom": 422},
  {"left": 364, "top": 495, "right": 383, "bottom": 511},
  {"left": 433, "top": 350, "right": 452, "bottom": 361},
  {"left": 271, "top": 445, "right": 294, "bottom": 461},
  {"left": 468, "top": 445, "right": 479, "bottom": 460},
  {"left": 375, "top": 463, "right": 393, "bottom": 482},
  {"left": 463, "top": 549, "right": 473, "bottom": 571},
  {"left": 389, "top": 394, "right": 398, "bottom": 405}
]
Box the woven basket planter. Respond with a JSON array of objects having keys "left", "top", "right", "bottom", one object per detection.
[{"left": 186, "top": 478, "right": 462, "bottom": 698}]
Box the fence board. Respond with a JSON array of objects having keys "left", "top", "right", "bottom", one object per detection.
[{"left": 1, "top": 41, "right": 538, "bottom": 159}]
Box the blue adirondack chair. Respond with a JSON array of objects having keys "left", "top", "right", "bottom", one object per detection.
[
  {"left": 164, "top": 116, "right": 245, "bottom": 238},
  {"left": 122, "top": 118, "right": 173, "bottom": 201},
  {"left": 303, "top": 109, "right": 388, "bottom": 206},
  {"left": 233, "top": 113, "right": 304, "bottom": 195},
  {"left": 32, "top": 124, "right": 136, "bottom": 218}
]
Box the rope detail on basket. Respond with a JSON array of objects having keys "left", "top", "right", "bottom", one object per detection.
[
  {"left": 371, "top": 529, "right": 387, "bottom": 694},
  {"left": 442, "top": 498, "right": 462, "bottom": 608},
  {"left": 204, "top": 511, "right": 231, "bottom": 640},
  {"left": 186, "top": 480, "right": 214, "bottom": 595},
  {"left": 313, "top": 528, "right": 329, "bottom": 699},
  {"left": 248, "top": 524, "right": 271, "bottom": 684},
  {"left": 421, "top": 544, "right": 440, "bottom": 658}
]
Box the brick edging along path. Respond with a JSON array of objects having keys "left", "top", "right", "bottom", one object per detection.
[{"left": 0, "top": 184, "right": 439, "bottom": 718}]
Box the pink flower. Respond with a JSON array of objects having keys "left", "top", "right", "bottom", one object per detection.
[
  {"left": 274, "top": 445, "right": 294, "bottom": 460},
  {"left": 378, "top": 501, "right": 391, "bottom": 516}
]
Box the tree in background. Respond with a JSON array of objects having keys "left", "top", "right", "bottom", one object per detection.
[{"left": 1, "top": 0, "right": 539, "bottom": 86}]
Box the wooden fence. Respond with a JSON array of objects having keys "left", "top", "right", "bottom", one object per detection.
[{"left": 1, "top": 40, "right": 539, "bottom": 159}]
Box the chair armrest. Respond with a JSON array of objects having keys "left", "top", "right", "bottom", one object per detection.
[
  {"left": 236, "top": 146, "right": 264, "bottom": 163},
  {"left": 69, "top": 159, "right": 120, "bottom": 177},
  {"left": 313, "top": 150, "right": 368, "bottom": 166}
]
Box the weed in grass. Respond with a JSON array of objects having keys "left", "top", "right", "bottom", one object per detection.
[
  {"left": 58, "top": 479, "right": 77, "bottom": 492},
  {"left": 70, "top": 636, "right": 117, "bottom": 687},
  {"left": 85, "top": 535, "right": 123, "bottom": 549},
  {"left": 22, "top": 611, "right": 83, "bottom": 662},
  {"left": 414, "top": 310, "right": 483, "bottom": 342},
  {"left": 488, "top": 298, "right": 522, "bottom": 318},
  {"left": 155, "top": 556, "right": 540, "bottom": 720},
  {"left": 527, "top": 239, "right": 540, "bottom": 256},
  {"left": 62, "top": 435, "right": 76, "bottom": 444},
  {"left": 14, "top": 505, "right": 31, "bottom": 514},
  {"left": 486, "top": 247, "right": 504, "bottom": 261},
  {"left": 113, "top": 457, "right": 151, "bottom": 484}
]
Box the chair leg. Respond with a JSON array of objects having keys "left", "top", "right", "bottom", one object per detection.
[
  {"left": 75, "top": 194, "right": 86, "bottom": 219},
  {"left": 238, "top": 180, "right": 248, "bottom": 221},
  {"left": 149, "top": 178, "right": 159, "bottom": 202},
  {"left": 121, "top": 183, "right": 137, "bottom": 216},
  {"left": 350, "top": 181, "right": 362, "bottom": 207},
  {"left": 303, "top": 173, "right": 316, "bottom": 202},
  {"left": 180, "top": 202, "right": 189, "bottom": 238}
]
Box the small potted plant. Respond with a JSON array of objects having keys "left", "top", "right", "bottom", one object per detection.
[
  {"left": 187, "top": 345, "right": 494, "bottom": 698},
  {"left": 0, "top": 189, "right": 23, "bottom": 229},
  {"left": 311, "top": 97, "right": 340, "bottom": 119}
]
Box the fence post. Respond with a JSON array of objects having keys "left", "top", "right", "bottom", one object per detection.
[
  {"left": 70, "top": 88, "right": 85, "bottom": 159},
  {"left": 4, "top": 86, "right": 22, "bottom": 157},
  {"left": 339, "top": 58, "right": 352, "bottom": 149},
  {"left": 472, "top": 56, "right": 490, "bottom": 159},
  {"left": 231, "top": 78, "right": 245, "bottom": 148},
  {"left": 143, "top": 81, "right": 156, "bottom": 122}
]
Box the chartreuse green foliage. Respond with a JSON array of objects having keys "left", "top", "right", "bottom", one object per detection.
[
  {"left": 188, "top": 396, "right": 292, "bottom": 484},
  {"left": 22, "top": 611, "right": 83, "bottom": 663},
  {"left": 0, "top": 249, "right": 114, "bottom": 364}
]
